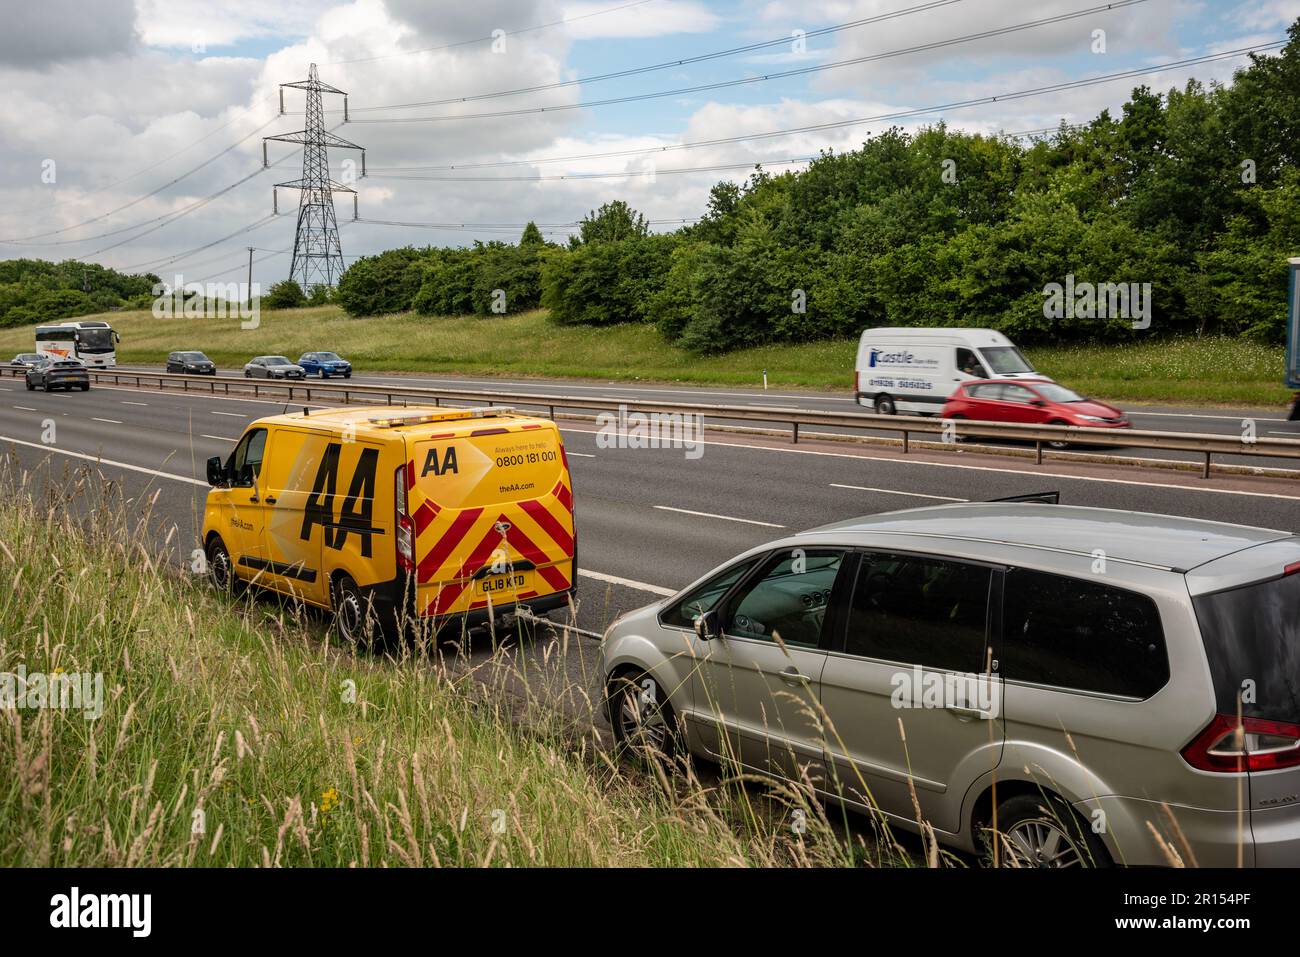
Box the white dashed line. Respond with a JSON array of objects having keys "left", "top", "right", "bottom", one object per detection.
[
  {"left": 210, "top": 410, "right": 246, "bottom": 417},
  {"left": 652, "top": 505, "right": 785, "bottom": 528},
  {"left": 830, "top": 483, "right": 966, "bottom": 501},
  {"left": 578, "top": 569, "right": 674, "bottom": 597},
  {"left": 92, "top": 417, "right": 122, "bottom": 425}
]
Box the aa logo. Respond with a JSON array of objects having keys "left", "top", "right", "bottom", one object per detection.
[
  {"left": 300, "top": 443, "right": 380, "bottom": 555},
  {"left": 421, "top": 445, "right": 459, "bottom": 477}
]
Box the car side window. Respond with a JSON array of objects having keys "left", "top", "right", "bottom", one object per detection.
[
  {"left": 659, "top": 558, "right": 757, "bottom": 629},
  {"left": 956, "top": 348, "right": 988, "bottom": 378},
  {"left": 844, "top": 552, "right": 991, "bottom": 671},
  {"left": 227, "top": 428, "right": 268, "bottom": 487},
  {"left": 1001, "top": 568, "right": 1168, "bottom": 698},
  {"left": 721, "top": 549, "right": 846, "bottom": 648},
  {"left": 1000, "top": 385, "right": 1037, "bottom": 404},
  {"left": 967, "top": 384, "right": 1004, "bottom": 400}
]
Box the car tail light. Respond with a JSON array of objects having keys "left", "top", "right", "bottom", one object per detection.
[
  {"left": 1182, "top": 713, "right": 1300, "bottom": 772},
  {"left": 1284, "top": 560, "right": 1300, "bottom": 577},
  {"left": 394, "top": 465, "right": 415, "bottom": 577}
]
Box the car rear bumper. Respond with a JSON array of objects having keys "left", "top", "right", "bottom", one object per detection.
[{"left": 1077, "top": 795, "right": 1257, "bottom": 866}]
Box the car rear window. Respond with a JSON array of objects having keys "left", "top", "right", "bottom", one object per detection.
[
  {"left": 1002, "top": 568, "right": 1169, "bottom": 698},
  {"left": 1193, "top": 572, "right": 1300, "bottom": 723}
]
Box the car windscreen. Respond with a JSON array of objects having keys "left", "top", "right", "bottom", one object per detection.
[
  {"left": 1193, "top": 572, "right": 1300, "bottom": 722},
  {"left": 1032, "top": 383, "right": 1084, "bottom": 403},
  {"left": 180, "top": 353, "right": 206, "bottom": 361},
  {"left": 317, "top": 353, "right": 342, "bottom": 361},
  {"left": 979, "top": 346, "right": 1034, "bottom": 375},
  {"left": 264, "top": 357, "right": 290, "bottom": 365}
]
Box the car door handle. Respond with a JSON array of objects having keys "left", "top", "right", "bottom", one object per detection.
[
  {"left": 777, "top": 667, "right": 808, "bottom": 686},
  {"left": 265, "top": 496, "right": 277, "bottom": 505},
  {"left": 249, "top": 493, "right": 259, "bottom": 503},
  {"left": 946, "top": 705, "right": 993, "bottom": 721}
]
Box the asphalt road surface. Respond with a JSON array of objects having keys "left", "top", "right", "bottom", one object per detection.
[{"left": 2, "top": 374, "right": 1297, "bottom": 738}]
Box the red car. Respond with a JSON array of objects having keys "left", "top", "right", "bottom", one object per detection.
[{"left": 942, "top": 378, "right": 1130, "bottom": 446}]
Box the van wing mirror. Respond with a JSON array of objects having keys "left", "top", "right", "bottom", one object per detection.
[
  {"left": 694, "top": 609, "right": 721, "bottom": 641},
  {"left": 206, "top": 456, "right": 224, "bottom": 486}
]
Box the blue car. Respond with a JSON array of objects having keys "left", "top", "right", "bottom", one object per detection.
[{"left": 297, "top": 352, "right": 353, "bottom": 379}]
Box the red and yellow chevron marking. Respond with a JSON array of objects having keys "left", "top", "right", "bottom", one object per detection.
[{"left": 410, "top": 465, "right": 575, "bottom": 618}]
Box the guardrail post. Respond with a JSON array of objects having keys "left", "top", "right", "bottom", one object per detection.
[
  {"left": 344, "top": 391, "right": 349, "bottom": 403},
  {"left": 254, "top": 385, "right": 259, "bottom": 398},
  {"left": 209, "top": 381, "right": 214, "bottom": 394},
  {"left": 224, "top": 383, "right": 229, "bottom": 395},
  {"left": 1035, "top": 440, "right": 1043, "bottom": 465},
  {"left": 136, "top": 377, "right": 140, "bottom": 389},
  {"left": 183, "top": 380, "right": 188, "bottom": 392},
  {"left": 386, "top": 393, "right": 392, "bottom": 406},
  {"left": 902, "top": 429, "right": 909, "bottom": 454},
  {"left": 1203, "top": 452, "right": 1211, "bottom": 479},
  {"left": 289, "top": 387, "right": 294, "bottom": 401}
]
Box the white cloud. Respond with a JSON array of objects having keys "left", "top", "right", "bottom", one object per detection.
[{"left": 561, "top": 0, "right": 722, "bottom": 38}]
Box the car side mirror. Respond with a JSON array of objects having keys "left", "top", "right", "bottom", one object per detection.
[
  {"left": 206, "top": 456, "right": 225, "bottom": 486},
  {"left": 694, "top": 609, "right": 721, "bottom": 641}
]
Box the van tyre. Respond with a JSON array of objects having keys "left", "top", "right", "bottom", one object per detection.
[
  {"left": 875, "top": 395, "right": 897, "bottom": 415},
  {"left": 987, "top": 793, "right": 1111, "bottom": 868},
  {"left": 206, "top": 536, "right": 237, "bottom": 593},
  {"left": 609, "top": 669, "right": 682, "bottom": 765},
  {"left": 332, "top": 573, "right": 386, "bottom": 651}
]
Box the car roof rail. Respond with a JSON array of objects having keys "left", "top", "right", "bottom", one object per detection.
[{"left": 985, "top": 491, "right": 1060, "bottom": 505}]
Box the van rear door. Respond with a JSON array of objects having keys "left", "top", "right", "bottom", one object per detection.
[{"left": 408, "top": 423, "right": 574, "bottom": 618}]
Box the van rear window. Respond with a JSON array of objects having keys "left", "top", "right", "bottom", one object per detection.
[
  {"left": 1193, "top": 573, "right": 1300, "bottom": 723},
  {"left": 413, "top": 428, "right": 563, "bottom": 508}
]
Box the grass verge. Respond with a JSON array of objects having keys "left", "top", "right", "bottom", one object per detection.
[
  {"left": 0, "top": 464, "right": 883, "bottom": 867},
  {"left": 0, "top": 305, "right": 1283, "bottom": 407}
]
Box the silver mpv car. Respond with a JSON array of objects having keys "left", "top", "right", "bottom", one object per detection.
[{"left": 598, "top": 502, "right": 1300, "bottom": 867}]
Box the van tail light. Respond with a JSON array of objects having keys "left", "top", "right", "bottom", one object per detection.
[
  {"left": 1181, "top": 713, "right": 1300, "bottom": 772},
  {"left": 394, "top": 465, "right": 415, "bottom": 577}
]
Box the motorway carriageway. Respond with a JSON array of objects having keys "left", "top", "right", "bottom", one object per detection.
[
  {"left": 113, "top": 365, "right": 1300, "bottom": 473},
  {"left": 1, "top": 378, "right": 1298, "bottom": 639}
]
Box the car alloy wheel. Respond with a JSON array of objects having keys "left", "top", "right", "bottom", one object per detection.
[{"left": 1004, "top": 818, "right": 1087, "bottom": 868}]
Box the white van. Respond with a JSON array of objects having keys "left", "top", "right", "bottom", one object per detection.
[{"left": 854, "top": 327, "right": 1048, "bottom": 415}]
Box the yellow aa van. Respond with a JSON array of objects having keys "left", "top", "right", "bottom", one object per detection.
[{"left": 201, "top": 405, "right": 576, "bottom": 644}]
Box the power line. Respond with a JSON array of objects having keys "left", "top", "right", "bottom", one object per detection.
[
  {"left": 369, "top": 156, "right": 815, "bottom": 183},
  {"left": 348, "top": 0, "right": 1151, "bottom": 124},
  {"left": 351, "top": 0, "right": 964, "bottom": 113},
  {"left": 365, "top": 41, "right": 1285, "bottom": 174}
]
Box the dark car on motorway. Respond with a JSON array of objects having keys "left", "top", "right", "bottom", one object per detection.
[
  {"left": 10, "top": 353, "right": 42, "bottom": 369},
  {"left": 167, "top": 351, "right": 217, "bottom": 375},
  {"left": 243, "top": 356, "right": 306, "bottom": 380},
  {"left": 26, "top": 358, "right": 90, "bottom": 392},
  {"left": 297, "top": 351, "right": 352, "bottom": 378}
]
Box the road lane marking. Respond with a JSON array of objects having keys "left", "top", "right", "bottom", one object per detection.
[
  {"left": 0, "top": 434, "right": 206, "bottom": 485},
  {"left": 200, "top": 434, "right": 237, "bottom": 442},
  {"left": 566, "top": 451, "right": 596, "bottom": 458},
  {"left": 652, "top": 505, "right": 785, "bottom": 528},
  {"left": 92, "top": 417, "right": 123, "bottom": 425},
  {"left": 121, "top": 401, "right": 149, "bottom": 406},
  {"left": 830, "top": 483, "right": 966, "bottom": 501},
  {"left": 210, "top": 410, "right": 245, "bottom": 417},
  {"left": 1128, "top": 411, "right": 1284, "bottom": 422},
  {"left": 13, "top": 406, "right": 36, "bottom": 411},
  {"left": 578, "top": 569, "right": 674, "bottom": 596}
]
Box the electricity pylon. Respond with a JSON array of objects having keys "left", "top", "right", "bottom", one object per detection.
[{"left": 262, "top": 64, "right": 366, "bottom": 293}]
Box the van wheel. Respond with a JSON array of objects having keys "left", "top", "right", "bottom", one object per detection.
[
  {"left": 332, "top": 574, "right": 385, "bottom": 650},
  {"left": 206, "top": 536, "right": 237, "bottom": 593},
  {"left": 608, "top": 669, "right": 681, "bottom": 765},
  {"left": 875, "top": 395, "right": 897, "bottom": 415},
  {"left": 986, "top": 794, "right": 1111, "bottom": 868}
]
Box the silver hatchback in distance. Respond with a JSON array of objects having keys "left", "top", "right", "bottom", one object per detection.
[{"left": 598, "top": 501, "right": 1300, "bottom": 867}]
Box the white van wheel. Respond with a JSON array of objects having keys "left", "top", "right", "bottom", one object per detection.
[{"left": 875, "top": 395, "right": 897, "bottom": 415}]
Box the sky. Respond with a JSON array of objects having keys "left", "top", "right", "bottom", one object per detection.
[{"left": 0, "top": 0, "right": 1297, "bottom": 289}]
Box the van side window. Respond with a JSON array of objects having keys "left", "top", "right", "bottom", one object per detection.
[
  {"left": 845, "top": 553, "right": 990, "bottom": 671},
  {"left": 956, "top": 348, "right": 988, "bottom": 378},
  {"left": 660, "top": 558, "right": 757, "bottom": 629},
  {"left": 227, "top": 428, "right": 268, "bottom": 487},
  {"left": 1002, "top": 568, "right": 1168, "bottom": 698}
]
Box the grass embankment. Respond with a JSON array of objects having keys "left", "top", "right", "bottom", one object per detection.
[
  {"left": 0, "top": 467, "right": 874, "bottom": 867},
  {"left": 0, "top": 306, "right": 1287, "bottom": 407}
]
